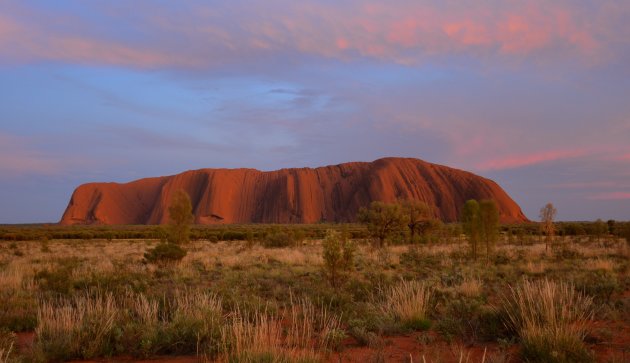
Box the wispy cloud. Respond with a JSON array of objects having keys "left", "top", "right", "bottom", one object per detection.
[
  {"left": 587, "top": 192, "right": 630, "bottom": 200},
  {"left": 476, "top": 149, "right": 586, "bottom": 171},
  {"left": 0, "top": 133, "right": 85, "bottom": 177},
  {"left": 548, "top": 181, "right": 621, "bottom": 189},
  {"left": 0, "top": 1, "right": 627, "bottom": 69}
]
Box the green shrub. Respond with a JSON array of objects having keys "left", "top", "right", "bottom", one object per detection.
[
  {"left": 261, "top": 230, "right": 295, "bottom": 248},
  {"left": 322, "top": 230, "right": 355, "bottom": 288},
  {"left": 0, "top": 292, "right": 38, "bottom": 331},
  {"left": 574, "top": 270, "right": 619, "bottom": 304},
  {"left": 436, "top": 296, "right": 481, "bottom": 342},
  {"left": 144, "top": 243, "right": 187, "bottom": 265},
  {"left": 553, "top": 245, "right": 584, "bottom": 260},
  {"left": 34, "top": 258, "right": 81, "bottom": 295},
  {"left": 399, "top": 246, "right": 440, "bottom": 272}
]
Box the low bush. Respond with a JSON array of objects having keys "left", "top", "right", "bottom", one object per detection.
[
  {"left": 34, "top": 257, "right": 82, "bottom": 295},
  {"left": 574, "top": 270, "right": 619, "bottom": 304},
  {"left": 0, "top": 292, "right": 38, "bottom": 331},
  {"left": 322, "top": 230, "right": 355, "bottom": 288},
  {"left": 261, "top": 230, "right": 297, "bottom": 248},
  {"left": 143, "top": 243, "right": 187, "bottom": 265}
]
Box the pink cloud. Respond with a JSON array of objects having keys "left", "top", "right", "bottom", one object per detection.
[
  {"left": 549, "top": 181, "right": 620, "bottom": 189},
  {"left": 0, "top": 1, "right": 624, "bottom": 68},
  {"left": 0, "top": 133, "right": 87, "bottom": 177},
  {"left": 0, "top": 134, "right": 62, "bottom": 176},
  {"left": 443, "top": 21, "right": 491, "bottom": 47},
  {"left": 0, "top": 15, "right": 19, "bottom": 40},
  {"left": 498, "top": 15, "right": 550, "bottom": 54},
  {"left": 477, "top": 149, "right": 586, "bottom": 171},
  {"left": 588, "top": 192, "right": 630, "bottom": 200}
]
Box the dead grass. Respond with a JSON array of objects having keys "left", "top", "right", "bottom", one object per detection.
[
  {"left": 382, "top": 280, "right": 433, "bottom": 327},
  {"left": 584, "top": 258, "right": 615, "bottom": 271},
  {"left": 0, "top": 345, "right": 12, "bottom": 363},
  {"left": 0, "top": 262, "right": 35, "bottom": 292},
  {"left": 502, "top": 279, "right": 595, "bottom": 362},
  {"left": 0, "top": 329, "right": 14, "bottom": 363},
  {"left": 36, "top": 292, "right": 118, "bottom": 359},
  {"left": 456, "top": 277, "right": 483, "bottom": 298},
  {"left": 522, "top": 261, "right": 547, "bottom": 275},
  {"left": 1, "top": 236, "right": 627, "bottom": 361},
  {"left": 219, "top": 298, "right": 341, "bottom": 362}
]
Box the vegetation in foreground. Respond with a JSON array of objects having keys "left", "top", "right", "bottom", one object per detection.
[
  {"left": 0, "top": 230, "right": 628, "bottom": 362},
  {"left": 1, "top": 198, "right": 629, "bottom": 362}
]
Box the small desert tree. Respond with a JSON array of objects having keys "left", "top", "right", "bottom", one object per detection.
[
  {"left": 168, "top": 189, "right": 194, "bottom": 245},
  {"left": 401, "top": 200, "right": 439, "bottom": 243},
  {"left": 145, "top": 189, "right": 192, "bottom": 265},
  {"left": 479, "top": 200, "right": 500, "bottom": 260},
  {"left": 358, "top": 201, "right": 405, "bottom": 248},
  {"left": 461, "top": 200, "right": 481, "bottom": 259},
  {"left": 539, "top": 203, "right": 557, "bottom": 251},
  {"left": 322, "top": 230, "right": 355, "bottom": 288}
]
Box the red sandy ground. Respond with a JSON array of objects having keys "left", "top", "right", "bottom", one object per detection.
[
  {"left": 328, "top": 333, "right": 519, "bottom": 363},
  {"left": 16, "top": 328, "right": 630, "bottom": 363}
]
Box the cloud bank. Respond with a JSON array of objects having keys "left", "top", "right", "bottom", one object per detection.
[{"left": 0, "top": 1, "right": 628, "bottom": 69}]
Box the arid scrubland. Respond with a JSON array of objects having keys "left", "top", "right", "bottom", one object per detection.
[{"left": 0, "top": 231, "right": 629, "bottom": 363}]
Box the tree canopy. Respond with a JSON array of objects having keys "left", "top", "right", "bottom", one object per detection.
[
  {"left": 461, "top": 199, "right": 499, "bottom": 260},
  {"left": 358, "top": 201, "right": 405, "bottom": 247},
  {"left": 168, "top": 189, "right": 194, "bottom": 245}
]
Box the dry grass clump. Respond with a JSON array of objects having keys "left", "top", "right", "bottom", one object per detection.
[
  {"left": 0, "top": 329, "right": 15, "bottom": 363},
  {"left": 219, "top": 298, "right": 342, "bottom": 362},
  {"left": 35, "top": 292, "right": 118, "bottom": 360},
  {"left": 0, "top": 263, "right": 38, "bottom": 331},
  {"left": 124, "top": 290, "right": 223, "bottom": 357},
  {"left": 456, "top": 277, "right": 483, "bottom": 298},
  {"left": 522, "top": 261, "right": 547, "bottom": 275},
  {"left": 382, "top": 280, "right": 433, "bottom": 330},
  {"left": 0, "top": 262, "right": 35, "bottom": 292},
  {"left": 583, "top": 258, "right": 615, "bottom": 271},
  {"left": 502, "top": 279, "right": 594, "bottom": 362},
  {"left": 34, "top": 289, "right": 224, "bottom": 360},
  {"left": 0, "top": 346, "right": 12, "bottom": 363}
]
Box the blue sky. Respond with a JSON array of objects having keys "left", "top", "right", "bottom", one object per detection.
[{"left": 1, "top": 0, "right": 629, "bottom": 223}]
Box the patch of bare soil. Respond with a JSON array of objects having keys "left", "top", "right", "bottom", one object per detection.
[{"left": 327, "top": 333, "right": 518, "bottom": 363}]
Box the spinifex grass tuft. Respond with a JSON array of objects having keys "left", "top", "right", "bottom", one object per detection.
[
  {"left": 501, "top": 278, "right": 594, "bottom": 363},
  {"left": 35, "top": 292, "right": 118, "bottom": 360},
  {"left": 382, "top": 280, "right": 433, "bottom": 330},
  {"left": 220, "top": 298, "right": 341, "bottom": 362}
]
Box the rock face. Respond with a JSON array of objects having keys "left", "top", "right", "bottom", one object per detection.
[{"left": 60, "top": 157, "right": 527, "bottom": 225}]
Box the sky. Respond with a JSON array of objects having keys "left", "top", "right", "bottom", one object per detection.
[{"left": 0, "top": 0, "right": 629, "bottom": 223}]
